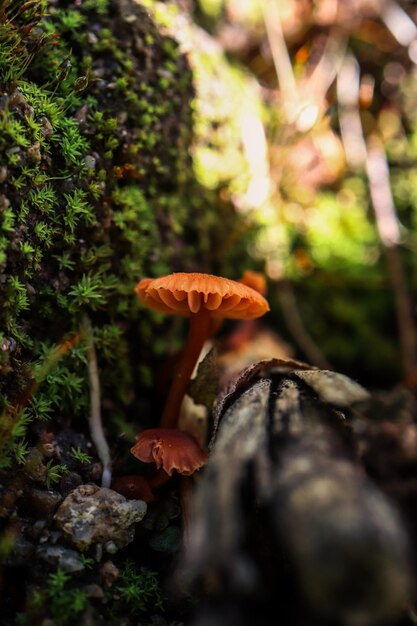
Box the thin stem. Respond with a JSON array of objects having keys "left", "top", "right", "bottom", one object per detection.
[
  {"left": 148, "top": 467, "right": 171, "bottom": 490},
  {"left": 380, "top": 1, "right": 417, "bottom": 47},
  {"left": 305, "top": 28, "right": 347, "bottom": 111},
  {"left": 160, "top": 309, "right": 212, "bottom": 429},
  {"left": 83, "top": 315, "right": 112, "bottom": 488},
  {"left": 261, "top": 0, "right": 298, "bottom": 116},
  {"left": 338, "top": 55, "right": 417, "bottom": 385},
  {"left": 365, "top": 137, "right": 417, "bottom": 384},
  {"left": 337, "top": 53, "right": 367, "bottom": 169},
  {"left": 277, "top": 280, "right": 332, "bottom": 370},
  {"left": 179, "top": 474, "right": 193, "bottom": 550}
]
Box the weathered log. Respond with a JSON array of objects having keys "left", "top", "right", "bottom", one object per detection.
[{"left": 178, "top": 360, "right": 412, "bottom": 626}]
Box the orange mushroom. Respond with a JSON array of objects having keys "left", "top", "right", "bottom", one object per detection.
[
  {"left": 239, "top": 270, "right": 267, "bottom": 296},
  {"left": 111, "top": 475, "right": 156, "bottom": 502},
  {"left": 135, "top": 272, "right": 269, "bottom": 429},
  {"left": 224, "top": 270, "right": 268, "bottom": 352},
  {"left": 130, "top": 428, "right": 207, "bottom": 476}
]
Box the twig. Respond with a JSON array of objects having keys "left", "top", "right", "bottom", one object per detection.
[
  {"left": 379, "top": 0, "right": 417, "bottom": 47},
  {"left": 365, "top": 136, "right": 417, "bottom": 385},
  {"left": 263, "top": 0, "right": 346, "bottom": 132},
  {"left": 180, "top": 368, "right": 411, "bottom": 624},
  {"left": 277, "top": 280, "right": 332, "bottom": 370},
  {"left": 179, "top": 475, "right": 194, "bottom": 550},
  {"left": 337, "top": 53, "right": 367, "bottom": 169},
  {"left": 261, "top": 0, "right": 298, "bottom": 117},
  {"left": 338, "top": 55, "right": 417, "bottom": 385},
  {"left": 83, "top": 315, "right": 112, "bottom": 488},
  {"left": 305, "top": 29, "right": 347, "bottom": 112}
]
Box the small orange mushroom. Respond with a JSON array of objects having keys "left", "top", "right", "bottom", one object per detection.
[
  {"left": 223, "top": 271, "right": 268, "bottom": 353},
  {"left": 111, "top": 475, "right": 155, "bottom": 502},
  {"left": 130, "top": 428, "right": 207, "bottom": 476},
  {"left": 135, "top": 272, "right": 269, "bottom": 429},
  {"left": 239, "top": 270, "right": 267, "bottom": 296}
]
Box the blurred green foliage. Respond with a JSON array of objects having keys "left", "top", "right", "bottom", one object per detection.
[{"left": 192, "top": 0, "right": 417, "bottom": 388}]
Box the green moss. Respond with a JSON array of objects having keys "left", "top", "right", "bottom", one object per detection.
[
  {"left": 15, "top": 569, "right": 89, "bottom": 626},
  {"left": 105, "top": 561, "right": 165, "bottom": 622},
  {"left": 12, "top": 560, "right": 179, "bottom": 626},
  {"left": 0, "top": 0, "right": 259, "bottom": 477},
  {"left": 0, "top": 0, "right": 195, "bottom": 466}
]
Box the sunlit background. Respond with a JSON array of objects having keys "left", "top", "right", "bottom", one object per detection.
[{"left": 165, "top": 0, "right": 417, "bottom": 389}]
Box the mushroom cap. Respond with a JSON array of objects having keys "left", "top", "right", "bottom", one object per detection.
[
  {"left": 130, "top": 428, "right": 207, "bottom": 476},
  {"left": 239, "top": 270, "right": 267, "bottom": 296},
  {"left": 135, "top": 272, "right": 269, "bottom": 320}
]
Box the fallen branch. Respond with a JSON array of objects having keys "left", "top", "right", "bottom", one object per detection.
[{"left": 178, "top": 361, "right": 411, "bottom": 626}]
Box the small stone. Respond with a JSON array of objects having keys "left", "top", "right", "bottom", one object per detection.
[
  {"left": 94, "top": 543, "right": 103, "bottom": 562},
  {"left": 0, "top": 194, "right": 10, "bottom": 209},
  {"left": 117, "top": 110, "right": 128, "bottom": 124},
  {"left": 74, "top": 104, "right": 89, "bottom": 123},
  {"left": 84, "top": 154, "right": 96, "bottom": 169},
  {"left": 100, "top": 560, "right": 119, "bottom": 587},
  {"left": 54, "top": 484, "right": 147, "bottom": 552},
  {"left": 38, "top": 116, "right": 53, "bottom": 138},
  {"left": 27, "top": 142, "right": 42, "bottom": 163},
  {"left": 104, "top": 540, "right": 118, "bottom": 554},
  {"left": 31, "top": 520, "right": 47, "bottom": 539},
  {"left": 50, "top": 530, "right": 61, "bottom": 544},
  {"left": 87, "top": 32, "right": 98, "bottom": 45},
  {"left": 40, "top": 442, "right": 55, "bottom": 457},
  {"left": 36, "top": 544, "right": 85, "bottom": 573},
  {"left": 1, "top": 337, "right": 16, "bottom": 352},
  {"left": 0, "top": 94, "right": 9, "bottom": 110},
  {"left": 22, "top": 487, "right": 63, "bottom": 519},
  {"left": 25, "top": 283, "right": 36, "bottom": 296},
  {"left": 0, "top": 166, "right": 8, "bottom": 183}
]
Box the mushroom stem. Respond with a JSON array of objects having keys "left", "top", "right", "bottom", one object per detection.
[
  {"left": 179, "top": 474, "right": 194, "bottom": 549},
  {"left": 148, "top": 467, "right": 172, "bottom": 490},
  {"left": 160, "top": 309, "right": 212, "bottom": 429}
]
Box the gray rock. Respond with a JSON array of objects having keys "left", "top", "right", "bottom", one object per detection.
[
  {"left": 36, "top": 544, "right": 85, "bottom": 573},
  {"left": 54, "top": 484, "right": 147, "bottom": 552}
]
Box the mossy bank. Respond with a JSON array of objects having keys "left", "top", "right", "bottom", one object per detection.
[
  {"left": 0, "top": 0, "right": 213, "bottom": 621},
  {"left": 0, "top": 3, "right": 259, "bottom": 619},
  {"left": 0, "top": 0, "right": 202, "bottom": 464}
]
